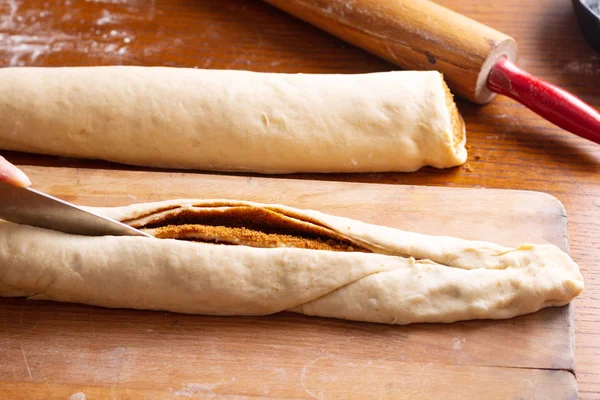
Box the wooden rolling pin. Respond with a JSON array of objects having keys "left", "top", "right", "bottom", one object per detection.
[{"left": 264, "top": 0, "right": 600, "bottom": 144}]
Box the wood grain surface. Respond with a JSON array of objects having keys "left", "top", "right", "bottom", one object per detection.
[
  {"left": 0, "top": 165, "right": 579, "bottom": 400},
  {"left": 0, "top": 0, "right": 599, "bottom": 398},
  {"left": 263, "top": 0, "right": 516, "bottom": 103}
]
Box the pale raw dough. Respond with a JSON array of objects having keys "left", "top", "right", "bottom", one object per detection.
[
  {"left": 0, "top": 199, "right": 583, "bottom": 325},
  {"left": 0, "top": 67, "right": 466, "bottom": 173}
]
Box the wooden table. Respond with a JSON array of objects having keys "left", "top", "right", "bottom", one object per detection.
[{"left": 1, "top": 0, "right": 599, "bottom": 398}]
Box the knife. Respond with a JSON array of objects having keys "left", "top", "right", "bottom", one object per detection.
[{"left": 0, "top": 181, "right": 153, "bottom": 238}]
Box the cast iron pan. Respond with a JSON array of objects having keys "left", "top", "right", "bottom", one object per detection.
[{"left": 573, "top": 0, "right": 600, "bottom": 53}]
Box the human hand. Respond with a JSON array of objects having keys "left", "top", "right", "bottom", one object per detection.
[{"left": 0, "top": 156, "right": 31, "bottom": 187}]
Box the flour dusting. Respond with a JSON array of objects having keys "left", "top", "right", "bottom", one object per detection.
[
  {"left": 0, "top": 0, "right": 156, "bottom": 66},
  {"left": 173, "top": 383, "right": 221, "bottom": 398},
  {"left": 86, "top": 0, "right": 129, "bottom": 3},
  {"left": 96, "top": 10, "right": 114, "bottom": 25},
  {"left": 452, "top": 337, "right": 466, "bottom": 350},
  {"left": 564, "top": 58, "right": 600, "bottom": 76}
]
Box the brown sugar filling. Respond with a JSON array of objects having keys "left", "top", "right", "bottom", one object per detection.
[
  {"left": 441, "top": 74, "right": 466, "bottom": 151},
  {"left": 135, "top": 206, "right": 371, "bottom": 253}
]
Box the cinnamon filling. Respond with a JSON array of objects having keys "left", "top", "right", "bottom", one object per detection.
[
  {"left": 441, "top": 74, "right": 465, "bottom": 150},
  {"left": 133, "top": 206, "right": 371, "bottom": 253}
]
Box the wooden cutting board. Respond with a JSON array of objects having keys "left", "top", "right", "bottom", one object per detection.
[{"left": 0, "top": 165, "right": 577, "bottom": 400}]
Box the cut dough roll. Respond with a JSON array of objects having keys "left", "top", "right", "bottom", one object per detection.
[
  {"left": 0, "top": 199, "right": 583, "bottom": 325},
  {"left": 0, "top": 67, "right": 466, "bottom": 173}
]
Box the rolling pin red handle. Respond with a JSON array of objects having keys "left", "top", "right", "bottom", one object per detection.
[{"left": 488, "top": 58, "right": 600, "bottom": 145}]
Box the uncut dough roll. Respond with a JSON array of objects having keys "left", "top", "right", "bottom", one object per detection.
[
  {"left": 0, "top": 67, "right": 466, "bottom": 173},
  {"left": 0, "top": 199, "right": 583, "bottom": 325}
]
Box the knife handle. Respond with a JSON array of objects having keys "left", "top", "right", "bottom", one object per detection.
[{"left": 263, "top": 0, "right": 517, "bottom": 104}]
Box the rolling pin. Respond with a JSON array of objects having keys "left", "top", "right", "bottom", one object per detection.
[{"left": 263, "top": 0, "right": 600, "bottom": 144}]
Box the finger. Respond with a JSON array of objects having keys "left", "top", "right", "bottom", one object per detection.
[{"left": 0, "top": 156, "right": 32, "bottom": 187}]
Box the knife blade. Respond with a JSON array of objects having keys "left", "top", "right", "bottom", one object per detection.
[{"left": 0, "top": 181, "right": 153, "bottom": 238}]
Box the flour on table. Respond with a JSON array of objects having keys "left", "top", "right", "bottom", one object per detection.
[
  {"left": 173, "top": 383, "right": 222, "bottom": 398},
  {"left": 0, "top": 0, "right": 155, "bottom": 66},
  {"left": 85, "top": 0, "right": 129, "bottom": 4},
  {"left": 564, "top": 55, "right": 600, "bottom": 76}
]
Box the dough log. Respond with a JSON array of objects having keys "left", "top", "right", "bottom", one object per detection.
[
  {"left": 0, "top": 67, "right": 466, "bottom": 173},
  {"left": 0, "top": 200, "right": 583, "bottom": 325}
]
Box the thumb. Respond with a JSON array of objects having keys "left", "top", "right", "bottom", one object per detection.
[{"left": 0, "top": 156, "right": 32, "bottom": 188}]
